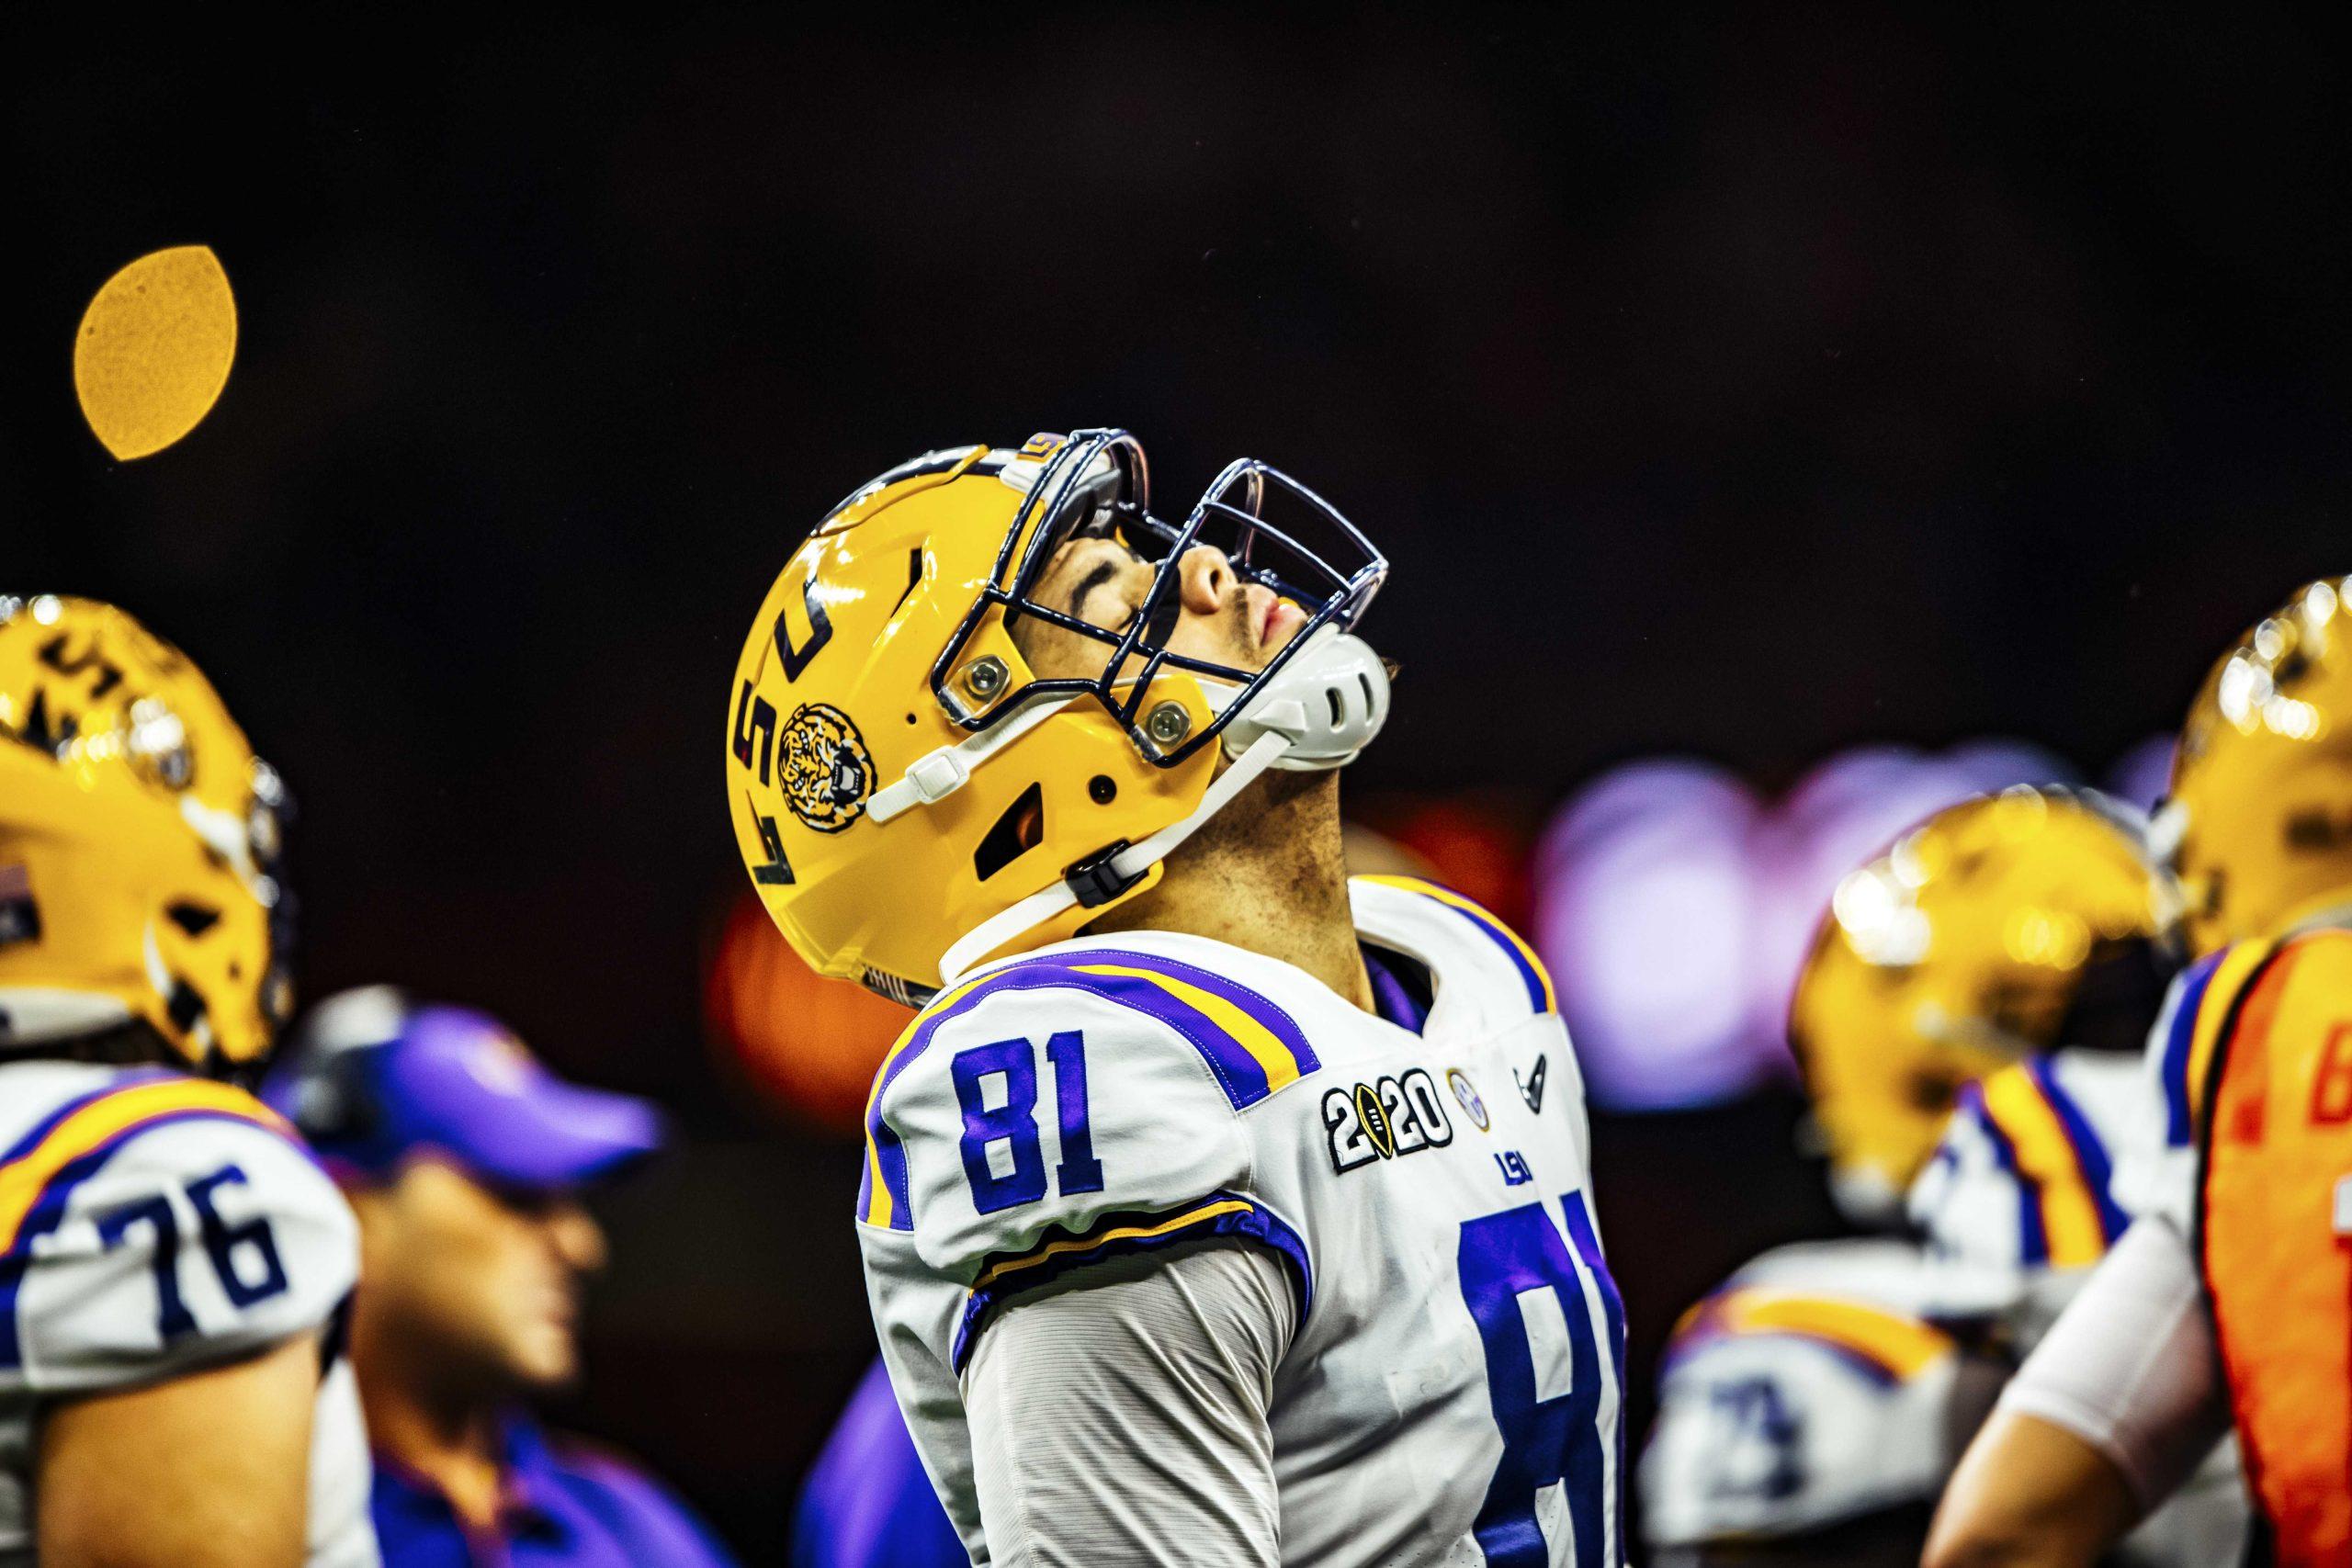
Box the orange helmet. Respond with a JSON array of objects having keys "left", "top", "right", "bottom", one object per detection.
[
  {"left": 2160, "top": 577, "right": 2352, "bottom": 955},
  {"left": 0, "top": 596, "right": 293, "bottom": 1070},
  {"left": 726, "top": 432, "right": 1389, "bottom": 1003}
]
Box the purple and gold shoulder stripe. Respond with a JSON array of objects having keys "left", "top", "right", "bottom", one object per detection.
[
  {"left": 856, "top": 948, "right": 1316, "bottom": 1232},
  {"left": 1359, "top": 874, "right": 1556, "bottom": 1014},
  {"left": 1664, "top": 1287, "right": 1955, "bottom": 1388},
  {"left": 1953, "top": 1062, "right": 2130, "bottom": 1270},
  {"left": 948, "top": 1190, "right": 1311, "bottom": 1371},
  {"left": 2156, "top": 938, "right": 2283, "bottom": 1151},
  {"left": 0, "top": 1073, "right": 303, "bottom": 1369}
]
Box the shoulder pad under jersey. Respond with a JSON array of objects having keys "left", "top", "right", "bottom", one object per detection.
[
  {"left": 1909, "top": 1053, "right": 2136, "bottom": 1274},
  {"left": 1350, "top": 876, "right": 1558, "bottom": 1025},
  {"left": 861, "top": 943, "right": 1318, "bottom": 1371},
  {"left": 1642, "top": 1244, "right": 1976, "bottom": 1546},
  {"left": 0, "top": 1071, "right": 356, "bottom": 1395}
]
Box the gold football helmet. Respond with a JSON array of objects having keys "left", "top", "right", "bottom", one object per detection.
[
  {"left": 0, "top": 596, "right": 292, "bottom": 1070},
  {"left": 1790, "top": 787, "right": 2177, "bottom": 1221},
  {"left": 2160, "top": 577, "right": 2352, "bottom": 955},
  {"left": 727, "top": 431, "right": 1390, "bottom": 1003}
]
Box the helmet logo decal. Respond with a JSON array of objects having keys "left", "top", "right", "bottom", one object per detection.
[
  {"left": 732, "top": 680, "right": 778, "bottom": 784},
  {"left": 773, "top": 573, "right": 835, "bottom": 682},
  {"left": 779, "top": 703, "right": 873, "bottom": 833},
  {"left": 746, "top": 801, "right": 796, "bottom": 885}
]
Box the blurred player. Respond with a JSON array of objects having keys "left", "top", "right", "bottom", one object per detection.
[
  {"left": 792, "top": 1359, "right": 964, "bottom": 1568},
  {"left": 263, "top": 987, "right": 737, "bottom": 1567},
  {"left": 0, "top": 595, "right": 373, "bottom": 1566},
  {"left": 1643, "top": 787, "right": 2243, "bottom": 1565},
  {"left": 728, "top": 431, "right": 1625, "bottom": 1565},
  {"left": 1928, "top": 578, "right": 2352, "bottom": 1567}
]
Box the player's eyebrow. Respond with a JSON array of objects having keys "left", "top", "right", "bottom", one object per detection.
[{"left": 1069, "top": 557, "right": 1122, "bottom": 621}]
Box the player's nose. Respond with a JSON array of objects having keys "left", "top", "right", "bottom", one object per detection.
[
  {"left": 1177, "top": 544, "right": 1236, "bottom": 615},
  {"left": 545, "top": 1200, "right": 610, "bottom": 1273}
]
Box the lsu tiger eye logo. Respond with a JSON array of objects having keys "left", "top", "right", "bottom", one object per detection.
[{"left": 778, "top": 703, "right": 873, "bottom": 833}]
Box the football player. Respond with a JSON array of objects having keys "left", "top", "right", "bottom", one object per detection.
[
  {"left": 1927, "top": 577, "right": 2352, "bottom": 1568},
  {"left": 1643, "top": 788, "right": 2243, "bottom": 1566},
  {"left": 727, "top": 431, "right": 1626, "bottom": 1565},
  {"left": 0, "top": 597, "right": 374, "bottom": 1566}
]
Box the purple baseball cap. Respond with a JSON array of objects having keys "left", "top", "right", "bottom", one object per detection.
[{"left": 264, "top": 986, "right": 665, "bottom": 1191}]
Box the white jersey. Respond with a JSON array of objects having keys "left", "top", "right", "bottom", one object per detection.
[
  {"left": 1640, "top": 1238, "right": 2018, "bottom": 1547},
  {"left": 1643, "top": 1045, "right": 2244, "bottom": 1561},
  {"left": 859, "top": 876, "right": 1624, "bottom": 1567},
  {"left": 0, "top": 1062, "right": 377, "bottom": 1567},
  {"left": 1911, "top": 1048, "right": 2143, "bottom": 1277}
]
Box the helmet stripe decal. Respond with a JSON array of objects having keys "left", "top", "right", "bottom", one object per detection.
[
  {"left": 858, "top": 953, "right": 1314, "bottom": 1231},
  {"left": 0, "top": 1078, "right": 303, "bottom": 1369},
  {"left": 1360, "top": 876, "right": 1556, "bottom": 1013}
]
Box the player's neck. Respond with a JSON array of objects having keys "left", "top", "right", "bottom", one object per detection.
[
  {"left": 356, "top": 1348, "right": 511, "bottom": 1529},
  {"left": 1083, "top": 769, "right": 1374, "bottom": 1010}
]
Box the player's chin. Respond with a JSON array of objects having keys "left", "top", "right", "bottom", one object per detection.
[{"left": 510, "top": 1323, "right": 583, "bottom": 1388}]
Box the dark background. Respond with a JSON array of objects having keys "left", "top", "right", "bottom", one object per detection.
[{"left": 10, "top": 8, "right": 2350, "bottom": 1559}]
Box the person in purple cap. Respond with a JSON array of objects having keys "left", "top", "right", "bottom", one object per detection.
[{"left": 264, "top": 986, "right": 737, "bottom": 1568}]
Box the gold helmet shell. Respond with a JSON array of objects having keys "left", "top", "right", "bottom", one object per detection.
[
  {"left": 2163, "top": 577, "right": 2352, "bottom": 955},
  {"left": 1790, "top": 787, "right": 2176, "bottom": 1219},
  {"left": 0, "top": 596, "right": 292, "bottom": 1070},
  {"left": 726, "top": 432, "right": 1385, "bottom": 1004}
]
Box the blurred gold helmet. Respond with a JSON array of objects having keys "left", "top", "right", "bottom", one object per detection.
[
  {"left": 2160, "top": 577, "right": 2352, "bottom": 956},
  {"left": 727, "top": 431, "right": 1390, "bottom": 1004},
  {"left": 0, "top": 596, "right": 292, "bottom": 1071},
  {"left": 1790, "top": 787, "right": 2177, "bottom": 1222}
]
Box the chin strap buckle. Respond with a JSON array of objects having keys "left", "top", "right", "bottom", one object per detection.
[{"left": 1064, "top": 840, "right": 1144, "bottom": 908}]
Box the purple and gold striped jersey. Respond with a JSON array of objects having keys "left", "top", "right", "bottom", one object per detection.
[
  {"left": 2113, "top": 933, "right": 2294, "bottom": 1235},
  {"left": 1908, "top": 1050, "right": 2141, "bottom": 1276},
  {"left": 0, "top": 1061, "right": 375, "bottom": 1568},
  {"left": 857, "top": 876, "right": 1622, "bottom": 1567},
  {"left": 1641, "top": 1238, "right": 2009, "bottom": 1546}
]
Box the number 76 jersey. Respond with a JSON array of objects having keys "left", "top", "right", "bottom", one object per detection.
[
  {"left": 858, "top": 877, "right": 1626, "bottom": 1567},
  {"left": 0, "top": 1062, "right": 377, "bottom": 1568}
]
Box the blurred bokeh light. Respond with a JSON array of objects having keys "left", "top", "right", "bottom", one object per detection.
[
  {"left": 1536, "top": 759, "right": 1770, "bottom": 1109},
  {"left": 2104, "top": 731, "right": 2177, "bottom": 813},
  {"left": 705, "top": 889, "right": 908, "bottom": 1134},
  {"left": 74, "top": 245, "right": 237, "bottom": 461},
  {"left": 1537, "top": 740, "right": 2087, "bottom": 1111}
]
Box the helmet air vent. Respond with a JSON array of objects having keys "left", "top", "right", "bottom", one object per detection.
[
  {"left": 164, "top": 901, "right": 221, "bottom": 937},
  {"left": 973, "top": 783, "right": 1045, "bottom": 882}
]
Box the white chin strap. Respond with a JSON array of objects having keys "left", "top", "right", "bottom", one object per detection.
[{"left": 933, "top": 627, "right": 1390, "bottom": 986}]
